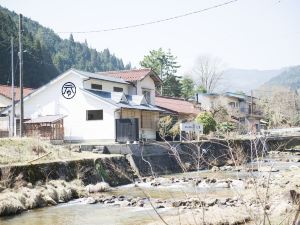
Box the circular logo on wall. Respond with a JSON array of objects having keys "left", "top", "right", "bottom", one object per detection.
[{"left": 62, "top": 82, "right": 76, "bottom": 99}]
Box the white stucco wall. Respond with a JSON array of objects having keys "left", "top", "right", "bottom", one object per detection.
[
  {"left": 83, "top": 79, "right": 129, "bottom": 94},
  {"left": 12, "top": 71, "right": 118, "bottom": 142},
  {"left": 136, "top": 75, "right": 156, "bottom": 105},
  {"left": 197, "top": 95, "right": 217, "bottom": 111}
]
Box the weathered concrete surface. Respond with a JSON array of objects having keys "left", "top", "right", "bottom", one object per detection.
[{"left": 102, "top": 139, "right": 267, "bottom": 176}]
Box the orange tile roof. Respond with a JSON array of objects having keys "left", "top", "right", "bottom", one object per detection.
[
  {"left": 98, "top": 68, "right": 161, "bottom": 83},
  {"left": 0, "top": 84, "right": 33, "bottom": 101},
  {"left": 155, "top": 96, "right": 201, "bottom": 115}
]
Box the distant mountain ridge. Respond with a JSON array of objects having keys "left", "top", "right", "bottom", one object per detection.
[
  {"left": 0, "top": 6, "right": 130, "bottom": 88},
  {"left": 263, "top": 65, "right": 300, "bottom": 90},
  {"left": 220, "top": 68, "right": 282, "bottom": 94}
]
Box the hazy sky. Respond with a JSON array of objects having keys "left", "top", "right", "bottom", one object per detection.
[{"left": 0, "top": 0, "right": 299, "bottom": 74}]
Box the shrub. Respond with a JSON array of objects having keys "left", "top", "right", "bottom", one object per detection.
[{"left": 195, "top": 112, "right": 216, "bottom": 135}]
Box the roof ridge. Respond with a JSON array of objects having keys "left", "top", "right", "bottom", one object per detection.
[
  {"left": 156, "top": 95, "right": 186, "bottom": 101},
  {"left": 97, "top": 68, "right": 151, "bottom": 74}
]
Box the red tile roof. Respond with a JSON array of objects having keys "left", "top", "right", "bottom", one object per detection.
[
  {"left": 155, "top": 96, "right": 201, "bottom": 115},
  {"left": 98, "top": 68, "right": 162, "bottom": 83},
  {"left": 0, "top": 84, "right": 33, "bottom": 101}
]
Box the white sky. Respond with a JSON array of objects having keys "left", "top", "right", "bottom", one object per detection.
[{"left": 0, "top": 0, "right": 299, "bottom": 75}]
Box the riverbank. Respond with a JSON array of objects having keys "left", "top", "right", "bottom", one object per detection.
[
  {"left": 0, "top": 139, "right": 135, "bottom": 217},
  {"left": 2, "top": 151, "right": 300, "bottom": 224},
  {"left": 1, "top": 137, "right": 300, "bottom": 224}
]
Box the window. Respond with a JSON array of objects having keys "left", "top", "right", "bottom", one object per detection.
[
  {"left": 91, "top": 84, "right": 102, "bottom": 90},
  {"left": 142, "top": 89, "right": 151, "bottom": 103},
  {"left": 113, "top": 87, "right": 123, "bottom": 92},
  {"left": 86, "top": 110, "right": 103, "bottom": 120}
]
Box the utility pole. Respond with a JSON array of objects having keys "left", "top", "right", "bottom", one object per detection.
[
  {"left": 19, "top": 14, "right": 24, "bottom": 137},
  {"left": 11, "top": 37, "right": 15, "bottom": 137},
  {"left": 160, "top": 62, "right": 163, "bottom": 95},
  {"left": 251, "top": 90, "right": 254, "bottom": 116}
]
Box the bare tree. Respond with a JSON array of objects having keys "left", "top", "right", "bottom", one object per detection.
[
  {"left": 192, "top": 55, "right": 224, "bottom": 93},
  {"left": 256, "top": 86, "right": 300, "bottom": 128}
]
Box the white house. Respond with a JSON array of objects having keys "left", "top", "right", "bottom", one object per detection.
[
  {"left": 196, "top": 92, "right": 263, "bottom": 133},
  {"left": 1, "top": 68, "right": 163, "bottom": 142}
]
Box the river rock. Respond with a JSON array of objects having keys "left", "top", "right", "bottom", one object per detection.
[
  {"left": 211, "top": 166, "right": 220, "bottom": 172},
  {"left": 172, "top": 201, "right": 182, "bottom": 207},
  {"left": 151, "top": 181, "right": 161, "bottom": 187},
  {"left": 138, "top": 200, "right": 145, "bottom": 207},
  {"left": 230, "top": 180, "right": 244, "bottom": 189},
  {"left": 215, "top": 181, "right": 230, "bottom": 188},
  {"left": 118, "top": 195, "right": 125, "bottom": 201},
  {"left": 289, "top": 165, "right": 300, "bottom": 171},
  {"left": 85, "top": 197, "right": 96, "bottom": 204},
  {"left": 206, "top": 198, "right": 217, "bottom": 206}
]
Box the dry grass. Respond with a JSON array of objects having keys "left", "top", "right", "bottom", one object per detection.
[
  {"left": 0, "top": 179, "right": 87, "bottom": 217},
  {"left": 0, "top": 138, "right": 114, "bottom": 166}
]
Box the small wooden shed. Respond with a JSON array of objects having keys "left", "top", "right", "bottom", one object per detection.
[{"left": 24, "top": 115, "right": 65, "bottom": 140}]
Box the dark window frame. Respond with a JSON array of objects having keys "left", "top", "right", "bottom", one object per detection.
[
  {"left": 91, "top": 83, "right": 102, "bottom": 90},
  {"left": 86, "top": 110, "right": 103, "bottom": 121},
  {"left": 113, "top": 87, "right": 123, "bottom": 92}
]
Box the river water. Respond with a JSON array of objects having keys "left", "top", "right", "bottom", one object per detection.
[{"left": 1, "top": 153, "right": 299, "bottom": 225}]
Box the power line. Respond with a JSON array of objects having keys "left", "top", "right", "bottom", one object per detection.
[{"left": 57, "top": 0, "right": 240, "bottom": 34}]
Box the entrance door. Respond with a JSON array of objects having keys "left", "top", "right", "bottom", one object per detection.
[{"left": 116, "top": 118, "right": 139, "bottom": 143}]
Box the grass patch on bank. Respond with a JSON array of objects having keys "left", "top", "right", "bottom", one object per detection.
[{"left": 0, "top": 138, "right": 111, "bottom": 166}]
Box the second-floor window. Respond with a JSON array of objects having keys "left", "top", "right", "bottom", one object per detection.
[
  {"left": 142, "top": 89, "right": 151, "bottom": 103},
  {"left": 91, "top": 84, "right": 102, "bottom": 90},
  {"left": 113, "top": 87, "right": 123, "bottom": 92}
]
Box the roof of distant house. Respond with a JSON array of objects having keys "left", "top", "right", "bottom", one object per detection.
[
  {"left": 155, "top": 96, "right": 201, "bottom": 115},
  {"left": 0, "top": 84, "right": 33, "bottom": 101},
  {"left": 97, "top": 68, "right": 162, "bottom": 84}
]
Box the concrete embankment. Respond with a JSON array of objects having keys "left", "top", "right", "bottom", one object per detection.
[{"left": 102, "top": 139, "right": 267, "bottom": 176}]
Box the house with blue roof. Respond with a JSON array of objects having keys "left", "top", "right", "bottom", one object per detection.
[{"left": 1, "top": 68, "right": 163, "bottom": 142}]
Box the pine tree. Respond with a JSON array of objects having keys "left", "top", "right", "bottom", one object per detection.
[{"left": 140, "top": 48, "right": 181, "bottom": 97}]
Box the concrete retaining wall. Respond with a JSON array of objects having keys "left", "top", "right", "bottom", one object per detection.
[{"left": 102, "top": 139, "right": 267, "bottom": 176}]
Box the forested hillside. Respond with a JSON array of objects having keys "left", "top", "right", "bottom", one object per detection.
[
  {"left": 264, "top": 65, "right": 300, "bottom": 90},
  {"left": 0, "top": 6, "right": 130, "bottom": 88}
]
